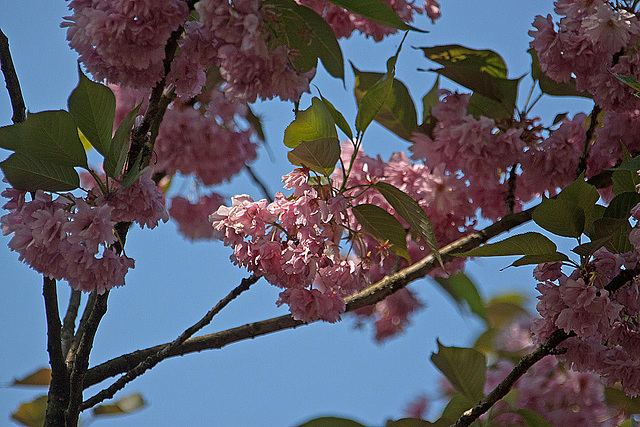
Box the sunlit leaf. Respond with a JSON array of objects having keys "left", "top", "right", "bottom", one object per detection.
[
  {"left": 355, "top": 71, "right": 394, "bottom": 134},
  {"left": 319, "top": 94, "right": 353, "bottom": 140},
  {"left": 419, "top": 44, "right": 508, "bottom": 78},
  {"left": 287, "top": 137, "right": 340, "bottom": 175},
  {"left": 11, "top": 368, "right": 51, "bottom": 387},
  {"left": 93, "top": 393, "right": 146, "bottom": 416},
  {"left": 433, "top": 272, "right": 486, "bottom": 321},
  {"left": 431, "top": 341, "right": 486, "bottom": 402},
  {"left": 284, "top": 97, "right": 337, "bottom": 148},
  {"left": 352, "top": 203, "right": 409, "bottom": 260},
  {"left": 11, "top": 395, "right": 47, "bottom": 427},
  {"left": 374, "top": 182, "right": 442, "bottom": 268},
  {"left": 68, "top": 65, "right": 115, "bottom": 156},
  {"left": 1, "top": 151, "right": 80, "bottom": 192}
]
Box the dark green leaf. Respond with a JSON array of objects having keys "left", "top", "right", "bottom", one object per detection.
[
  {"left": 353, "top": 65, "right": 417, "bottom": 139},
  {"left": 515, "top": 408, "right": 552, "bottom": 427},
  {"left": 508, "top": 252, "right": 569, "bottom": 267},
  {"left": 93, "top": 393, "right": 146, "bottom": 416},
  {"left": 20, "top": 110, "right": 88, "bottom": 168},
  {"left": 466, "top": 92, "right": 513, "bottom": 122},
  {"left": 431, "top": 341, "right": 486, "bottom": 402},
  {"left": 590, "top": 217, "right": 633, "bottom": 254},
  {"left": 284, "top": 97, "right": 337, "bottom": 148},
  {"left": 455, "top": 232, "right": 558, "bottom": 257},
  {"left": 419, "top": 45, "right": 508, "bottom": 78},
  {"left": 528, "top": 48, "right": 591, "bottom": 98},
  {"left": 433, "top": 272, "right": 486, "bottom": 321},
  {"left": 374, "top": 181, "right": 442, "bottom": 268},
  {"left": 1, "top": 151, "right": 80, "bottom": 192},
  {"left": 604, "top": 192, "right": 640, "bottom": 219},
  {"left": 604, "top": 387, "right": 640, "bottom": 414},
  {"left": 553, "top": 112, "right": 568, "bottom": 125},
  {"left": 0, "top": 122, "right": 22, "bottom": 151},
  {"left": 10, "top": 395, "right": 48, "bottom": 427},
  {"left": 325, "top": 0, "right": 424, "bottom": 32},
  {"left": 612, "top": 73, "right": 640, "bottom": 93},
  {"left": 246, "top": 105, "right": 266, "bottom": 142},
  {"left": 556, "top": 175, "right": 600, "bottom": 233},
  {"left": 572, "top": 236, "right": 612, "bottom": 257},
  {"left": 352, "top": 203, "right": 409, "bottom": 260},
  {"left": 319, "top": 95, "right": 353, "bottom": 140},
  {"left": 611, "top": 150, "right": 640, "bottom": 195},
  {"left": 118, "top": 151, "right": 143, "bottom": 187},
  {"left": 297, "top": 416, "right": 366, "bottom": 427},
  {"left": 68, "top": 66, "right": 115, "bottom": 155},
  {"left": 440, "top": 393, "right": 474, "bottom": 422},
  {"left": 532, "top": 197, "right": 585, "bottom": 238},
  {"left": 287, "top": 137, "right": 340, "bottom": 175},
  {"left": 105, "top": 104, "right": 140, "bottom": 179},
  {"left": 386, "top": 419, "right": 437, "bottom": 426},
  {"left": 422, "top": 75, "right": 440, "bottom": 122}
]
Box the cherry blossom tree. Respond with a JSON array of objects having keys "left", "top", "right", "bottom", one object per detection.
[{"left": 3, "top": 0, "right": 640, "bottom": 426}]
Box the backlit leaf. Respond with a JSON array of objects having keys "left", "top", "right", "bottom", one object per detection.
[
  {"left": 1, "top": 151, "right": 80, "bottom": 192},
  {"left": 93, "top": 393, "right": 146, "bottom": 416},
  {"left": 419, "top": 45, "right": 508, "bottom": 78},
  {"left": 319, "top": 94, "right": 353, "bottom": 140},
  {"left": 433, "top": 272, "right": 486, "bottom": 321},
  {"left": 287, "top": 137, "right": 340, "bottom": 175},
  {"left": 284, "top": 97, "right": 337, "bottom": 148},
  {"left": 352, "top": 203, "right": 409, "bottom": 260},
  {"left": 431, "top": 341, "right": 486, "bottom": 402},
  {"left": 11, "top": 395, "right": 47, "bottom": 427},
  {"left": 11, "top": 368, "right": 51, "bottom": 387}
]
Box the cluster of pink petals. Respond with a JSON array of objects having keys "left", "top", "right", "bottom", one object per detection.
[
  {"left": 296, "top": 0, "right": 425, "bottom": 41},
  {"left": 529, "top": 0, "right": 640, "bottom": 112},
  {"left": 532, "top": 250, "right": 640, "bottom": 397},
  {"left": 1, "top": 188, "right": 134, "bottom": 294},
  {"left": 169, "top": 193, "right": 225, "bottom": 241},
  {"left": 62, "top": 0, "right": 189, "bottom": 89},
  {"left": 590, "top": 109, "right": 640, "bottom": 179},
  {"left": 353, "top": 288, "right": 423, "bottom": 341},
  {"left": 210, "top": 168, "right": 370, "bottom": 323}
]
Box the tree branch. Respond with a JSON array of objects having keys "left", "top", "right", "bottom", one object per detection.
[
  {"left": 245, "top": 164, "right": 273, "bottom": 203},
  {"left": 61, "top": 290, "right": 82, "bottom": 358},
  {"left": 83, "top": 207, "right": 535, "bottom": 389},
  {"left": 65, "top": 292, "right": 109, "bottom": 427},
  {"left": 43, "top": 277, "right": 70, "bottom": 427},
  {"left": 0, "top": 28, "right": 25, "bottom": 124},
  {"left": 80, "top": 275, "right": 258, "bottom": 410},
  {"left": 576, "top": 104, "right": 601, "bottom": 178}
]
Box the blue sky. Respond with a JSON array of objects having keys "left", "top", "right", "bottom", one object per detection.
[{"left": 0, "top": 1, "right": 594, "bottom": 426}]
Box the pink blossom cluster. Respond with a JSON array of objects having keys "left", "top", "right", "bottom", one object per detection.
[
  {"left": 62, "top": 0, "right": 189, "bottom": 89},
  {"left": 335, "top": 145, "right": 474, "bottom": 340},
  {"left": 210, "top": 168, "right": 370, "bottom": 323},
  {"left": 529, "top": 0, "right": 640, "bottom": 112},
  {"left": 295, "top": 0, "right": 427, "bottom": 41},
  {"left": 410, "top": 90, "right": 587, "bottom": 219},
  {"left": 1, "top": 188, "right": 132, "bottom": 294},
  {"left": 532, "top": 249, "right": 640, "bottom": 397},
  {"left": 169, "top": 193, "right": 225, "bottom": 241}
]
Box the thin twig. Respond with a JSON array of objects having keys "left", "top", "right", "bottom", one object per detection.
[
  {"left": 83, "top": 207, "right": 536, "bottom": 389},
  {"left": 80, "top": 275, "right": 258, "bottom": 410},
  {"left": 61, "top": 291, "right": 82, "bottom": 358},
  {"left": 65, "top": 292, "right": 109, "bottom": 427},
  {"left": 504, "top": 163, "right": 518, "bottom": 215},
  {"left": 0, "top": 28, "right": 26, "bottom": 124},
  {"left": 43, "top": 277, "right": 70, "bottom": 427},
  {"left": 576, "top": 104, "right": 601, "bottom": 178},
  {"left": 66, "top": 292, "right": 97, "bottom": 367},
  {"left": 245, "top": 164, "right": 273, "bottom": 202}
]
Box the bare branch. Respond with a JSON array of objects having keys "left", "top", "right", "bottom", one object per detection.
[
  {"left": 576, "top": 104, "right": 601, "bottom": 178},
  {"left": 83, "top": 207, "right": 535, "bottom": 389},
  {"left": 0, "top": 28, "right": 25, "bottom": 124},
  {"left": 43, "top": 277, "right": 70, "bottom": 427},
  {"left": 61, "top": 291, "right": 82, "bottom": 358},
  {"left": 245, "top": 164, "right": 273, "bottom": 202},
  {"left": 80, "top": 275, "right": 258, "bottom": 410}
]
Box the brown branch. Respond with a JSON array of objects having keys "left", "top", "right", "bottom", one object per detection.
[
  {"left": 245, "top": 164, "right": 273, "bottom": 203},
  {"left": 0, "top": 28, "right": 25, "bottom": 124},
  {"left": 65, "top": 292, "right": 109, "bottom": 427},
  {"left": 452, "top": 328, "right": 571, "bottom": 427},
  {"left": 80, "top": 275, "right": 258, "bottom": 410},
  {"left": 43, "top": 277, "right": 70, "bottom": 427},
  {"left": 83, "top": 206, "right": 535, "bottom": 389},
  {"left": 576, "top": 104, "right": 601, "bottom": 178},
  {"left": 61, "top": 290, "right": 82, "bottom": 358},
  {"left": 504, "top": 163, "right": 518, "bottom": 215}
]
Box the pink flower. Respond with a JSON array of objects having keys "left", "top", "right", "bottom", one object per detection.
[
  {"left": 277, "top": 287, "right": 346, "bottom": 323},
  {"left": 582, "top": 4, "right": 640, "bottom": 54},
  {"left": 169, "top": 193, "right": 225, "bottom": 241}
]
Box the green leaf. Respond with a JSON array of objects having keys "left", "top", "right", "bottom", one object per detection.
[
  {"left": 267, "top": 0, "right": 344, "bottom": 80},
  {"left": 1, "top": 151, "right": 80, "bottom": 192},
  {"left": 284, "top": 97, "right": 337, "bottom": 148},
  {"left": 604, "top": 192, "right": 640, "bottom": 219},
  {"left": 515, "top": 408, "right": 551, "bottom": 427},
  {"left": 433, "top": 272, "right": 486, "bottom": 321},
  {"left": 20, "top": 110, "right": 88, "bottom": 168},
  {"left": 439, "top": 393, "right": 474, "bottom": 422},
  {"left": 287, "top": 137, "right": 341, "bottom": 176},
  {"left": 572, "top": 236, "right": 612, "bottom": 257},
  {"left": 466, "top": 92, "right": 513, "bottom": 122},
  {"left": 0, "top": 122, "right": 22, "bottom": 151},
  {"left": 604, "top": 387, "right": 640, "bottom": 414},
  {"left": 119, "top": 151, "right": 143, "bottom": 187},
  {"left": 297, "top": 416, "right": 366, "bottom": 427},
  {"left": 422, "top": 75, "right": 440, "bottom": 122},
  {"left": 374, "top": 181, "right": 443, "bottom": 268},
  {"left": 431, "top": 341, "right": 486, "bottom": 402},
  {"left": 11, "top": 368, "right": 51, "bottom": 387},
  {"left": 473, "top": 328, "right": 499, "bottom": 354},
  {"left": 528, "top": 48, "right": 591, "bottom": 98},
  {"left": 386, "top": 419, "right": 437, "bottom": 426},
  {"left": 353, "top": 65, "right": 417, "bottom": 140},
  {"left": 612, "top": 73, "right": 640, "bottom": 94},
  {"left": 455, "top": 232, "right": 558, "bottom": 258},
  {"left": 485, "top": 294, "right": 529, "bottom": 328},
  {"left": 419, "top": 45, "right": 508, "bottom": 78},
  {"left": 355, "top": 71, "right": 394, "bottom": 134},
  {"left": 105, "top": 104, "right": 140, "bottom": 179},
  {"left": 93, "top": 393, "right": 146, "bottom": 416},
  {"left": 246, "top": 105, "right": 266, "bottom": 142},
  {"left": 319, "top": 94, "right": 353, "bottom": 140},
  {"left": 11, "top": 395, "right": 48, "bottom": 427},
  {"left": 532, "top": 197, "right": 585, "bottom": 238},
  {"left": 68, "top": 66, "right": 116, "bottom": 155},
  {"left": 352, "top": 203, "right": 409, "bottom": 261},
  {"left": 509, "top": 252, "right": 569, "bottom": 267},
  {"left": 590, "top": 217, "right": 633, "bottom": 254},
  {"left": 611, "top": 150, "right": 640, "bottom": 195},
  {"left": 325, "top": 0, "right": 424, "bottom": 32}
]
